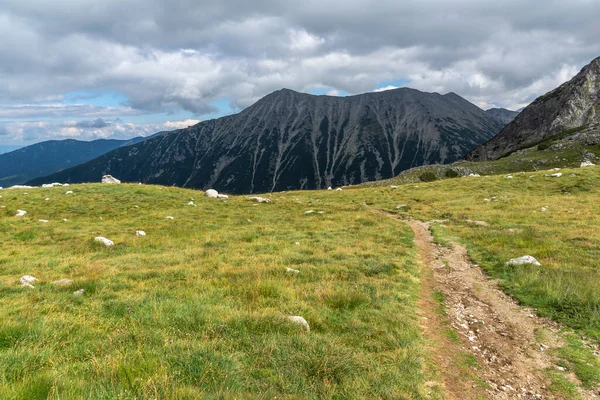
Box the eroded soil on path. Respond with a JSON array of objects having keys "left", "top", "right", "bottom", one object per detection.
[{"left": 379, "top": 210, "right": 599, "bottom": 399}]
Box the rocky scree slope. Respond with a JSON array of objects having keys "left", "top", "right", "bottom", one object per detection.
[
  {"left": 470, "top": 56, "right": 600, "bottom": 161},
  {"left": 29, "top": 88, "right": 504, "bottom": 194}
]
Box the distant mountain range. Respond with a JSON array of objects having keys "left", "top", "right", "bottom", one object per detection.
[
  {"left": 471, "top": 56, "right": 600, "bottom": 161},
  {"left": 0, "top": 133, "right": 166, "bottom": 187},
  {"left": 29, "top": 88, "right": 504, "bottom": 193},
  {"left": 485, "top": 108, "right": 520, "bottom": 125}
]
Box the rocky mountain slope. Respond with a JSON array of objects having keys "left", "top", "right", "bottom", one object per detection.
[
  {"left": 485, "top": 108, "right": 520, "bottom": 125},
  {"left": 470, "top": 56, "right": 600, "bottom": 161},
  {"left": 29, "top": 88, "right": 504, "bottom": 193},
  {"left": 0, "top": 134, "right": 165, "bottom": 187}
]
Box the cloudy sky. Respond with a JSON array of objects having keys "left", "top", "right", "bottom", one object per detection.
[{"left": 1, "top": 0, "right": 599, "bottom": 148}]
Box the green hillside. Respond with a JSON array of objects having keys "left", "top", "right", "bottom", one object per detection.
[{"left": 1, "top": 164, "right": 600, "bottom": 398}]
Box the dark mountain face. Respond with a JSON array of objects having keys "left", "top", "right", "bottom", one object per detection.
[
  {"left": 471, "top": 56, "right": 600, "bottom": 161},
  {"left": 29, "top": 88, "right": 504, "bottom": 193},
  {"left": 0, "top": 135, "right": 162, "bottom": 187},
  {"left": 485, "top": 108, "right": 520, "bottom": 125}
]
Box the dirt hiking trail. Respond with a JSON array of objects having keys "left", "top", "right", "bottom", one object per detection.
[{"left": 378, "top": 210, "right": 599, "bottom": 399}]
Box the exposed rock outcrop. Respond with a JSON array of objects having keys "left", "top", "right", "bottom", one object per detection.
[{"left": 471, "top": 56, "right": 600, "bottom": 161}]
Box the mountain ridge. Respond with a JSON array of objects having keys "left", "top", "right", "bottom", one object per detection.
[{"left": 28, "top": 87, "right": 504, "bottom": 193}]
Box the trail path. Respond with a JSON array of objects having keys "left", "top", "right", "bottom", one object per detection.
[{"left": 378, "top": 210, "right": 598, "bottom": 399}]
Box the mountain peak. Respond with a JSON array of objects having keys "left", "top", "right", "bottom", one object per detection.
[{"left": 470, "top": 56, "right": 600, "bottom": 161}]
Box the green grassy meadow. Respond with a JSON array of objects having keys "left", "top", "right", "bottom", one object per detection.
[
  {"left": 2, "top": 163, "right": 600, "bottom": 398},
  {"left": 0, "top": 184, "right": 426, "bottom": 399}
]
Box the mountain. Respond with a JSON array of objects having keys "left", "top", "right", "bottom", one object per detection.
[
  {"left": 28, "top": 88, "right": 504, "bottom": 193},
  {"left": 0, "top": 133, "right": 166, "bottom": 187},
  {"left": 470, "top": 56, "right": 600, "bottom": 161},
  {"left": 485, "top": 108, "right": 520, "bottom": 125}
]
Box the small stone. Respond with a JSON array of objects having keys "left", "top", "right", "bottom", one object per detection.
[
  {"left": 506, "top": 175, "right": 514, "bottom": 179},
  {"left": 550, "top": 173, "right": 562, "bottom": 178},
  {"left": 188, "top": 201, "right": 197, "bottom": 207},
  {"left": 286, "top": 267, "right": 300, "bottom": 274},
  {"left": 63, "top": 219, "right": 69, "bottom": 222},
  {"left": 248, "top": 196, "right": 270, "bottom": 203},
  {"left": 217, "top": 194, "right": 229, "bottom": 199},
  {"left": 166, "top": 216, "right": 174, "bottom": 220},
  {"left": 335, "top": 187, "right": 343, "bottom": 191},
  {"left": 541, "top": 206, "right": 548, "bottom": 212},
  {"left": 101, "top": 175, "right": 121, "bottom": 184},
  {"left": 15, "top": 209, "right": 27, "bottom": 217},
  {"left": 39, "top": 219, "right": 49, "bottom": 223},
  {"left": 506, "top": 256, "right": 541, "bottom": 267},
  {"left": 45, "top": 198, "right": 50, "bottom": 201},
  {"left": 205, "top": 189, "right": 219, "bottom": 198},
  {"left": 295, "top": 242, "right": 300, "bottom": 245},
  {"left": 287, "top": 316, "right": 310, "bottom": 332},
  {"left": 73, "top": 289, "right": 85, "bottom": 296},
  {"left": 327, "top": 186, "right": 332, "bottom": 190},
  {"left": 65, "top": 190, "right": 73, "bottom": 194},
  {"left": 304, "top": 210, "right": 314, "bottom": 214},
  {"left": 94, "top": 237, "right": 114, "bottom": 247},
  {"left": 390, "top": 185, "right": 398, "bottom": 189},
  {"left": 19, "top": 275, "right": 37, "bottom": 287},
  {"left": 135, "top": 230, "right": 146, "bottom": 236}
]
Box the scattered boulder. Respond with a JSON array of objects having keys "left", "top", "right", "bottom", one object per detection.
[
  {"left": 15, "top": 210, "right": 27, "bottom": 217},
  {"left": 39, "top": 219, "right": 49, "bottom": 223},
  {"left": 506, "top": 175, "right": 514, "bottom": 179},
  {"left": 581, "top": 161, "right": 595, "bottom": 168},
  {"left": 73, "top": 289, "right": 85, "bottom": 296},
  {"left": 468, "top": 173, "right": 481, "bottom": 177},
  {"left": 45, "top": 197, "right": 50, "bottom": 201},
  {"left": 9, "top": 185, "right": 35, "bottom": 189},
  {"left": 102, "top": 175, "right": 121, "bottom": 184},
  {"left": 248, "top": 196, "right": 271, "bottom": 203},
  {"left": 327, "top": 186, "right": 332, "bottom": 190},
  {"left": 550, "top": 173, "right": 562, "bottom": 178},
  {"left": 65, "top": 190, "right": 74, "bottom": 194},
  {"left": 335, "top": 188, "right": 343, "bottom": 191},
  {"left": 295, "top": 242, "right": 300, "bottom": 246},
  {"left": 188, "top": 201, "right": 197, "bottom": 207},
  {"left": 205, "top": 189, "right": 219, "bottom": 198},
  {"left": 63, "top": 219, "right": 69, "bottom": 222},
  {"left": 217, "top": 194, "right": 229, "bottom": 199},
  {"left": 166, "top": 216, "right": 174, "bottom": 220},
  {"left": 286, "top": 267, "right": 300, "bottom": 274},
  {"left": 287, "top": 316, "right": 310, "bottom": 332},
  {"left": 42, "top": 182, "right": 65, "bottom": 188},
  {"left": 135, "top": 230, "right": 146, "bottom": 236},
  {"left": 304, "top": 210, "right": 314, "bottom": 214},
  {"left": 52, "top": 278, "right": 73, "bottom": 286},
  {"left": 19, "top": 275, "right": 37, "bottom": 288},
  {"left": 506, "top": 256, "right": 541, "bottom": 267},
  {"left": 390, "top": 185, "right": 398, "bottom": 189},
  {"left": 94, "top": 237, "right": 114, "bottom": 247},
  {"left": 395, "top": 204, "right": 408, "bottom": 210},
  {"left": 541, "top": 206, "right": 548, "bottom": 212}
]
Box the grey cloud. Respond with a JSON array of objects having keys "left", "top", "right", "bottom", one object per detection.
[
  {"left": 0, "top": 104, "right": 143, "bottom": 119},
  {"left": 0, "top": 0, "right": 599, "bottom": 117},
  {"left": 74, "top": 118, "right": 110, "bottom": 128}
]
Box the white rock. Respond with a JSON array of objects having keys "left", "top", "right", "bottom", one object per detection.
[
  {"left": 15, "top": 209, "right": 27, "bottom": 217},
  {"left": 287, "top": 316, "right": 310, "bottom": 332},
  {"left": 468, "top": 173, "right": 481, "bottom": 177},
  {"left": 395, "top": 204, "right": 408, "bottom": 209},
  {"left": 506, "top": 175, "right": 514, "bottom": 179},
  {"left": 63, "top": 183, "right": 69, "bottom": 186},
  {"left": 390, "top": 185, "right": 398, "bottom": 189},
  {"left": 9, "top": 185, "right": 35, "bottom": 189},
  {"left": 541, "top": 206, "right": 548, "bottom": 212},
  {"left": 39, "top": 219, "right": 49, "bottom": 223},
  {"left": 65, "top": 190, "right": 74, "bottom": 194},
  {"left": 101, "top": 175, "right": 121, "bottom": 184},
  {"left": 295, "top": 242, "right": 300, "bottom": 245},
  {"left": 506, "top": 256, "right": 541, "bottom": 267},
  {"left": 73, "top": 289, "right": 85, "bottom": 296},
  {"left": 581, "top": 161, "right": 595, "bottom": 168},
  {"left": 52, "top": 278, "right": 73, "bottom": 286},
  {"left": 45, "top": 197, "right": 50, "bottom": 201},
  {"left": 304, "top": 210, "right": 315, "bottom": 214},
  {"left": 327, "top": 186, "right": 332, "bottom": 190},
  {"left": 217, "top": 194, "right": 229, "bottom": 199},
  {"left": 550, "top": 173, "right": 562, "bottom": 178},
  {"left": 63, "top": 219, "right": 69, "bottom": 222},
  {"left": 335, "top": 187, "right": 343, "bottom": 191},
  {"left": 135, "top": 230, "right": 146, "bottom": 236},
  {"left": 188, "top": 201, "right": 197, "bottom": 207},
  {"left": 19, "top": 275, "right": 37, "bottom": 287},
  {"left": 42, "top": 182, "right": 65, "bottom": 188},
  {"left": 166, "top": 216, "right": 174, "bottom": 220},
  {"left": 94, "top": 237, "right": 114, "bottom": 247},
  {"left": 248, "top": 196, "right": 271, "bottom": 203},
  {"left": 205, "top": 189, "right": 219, "bottom": 198},
  {"left": 286, "top": 267, "right": 300, "bottom": 274}
]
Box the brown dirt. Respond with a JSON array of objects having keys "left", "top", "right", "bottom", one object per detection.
[{"left": 376, "top": 210, "right": 598, "bottom": 399}]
